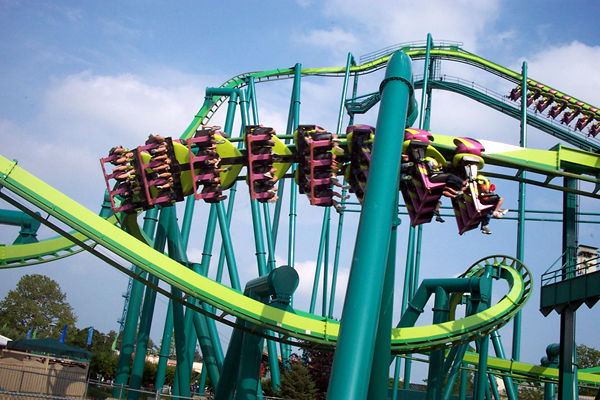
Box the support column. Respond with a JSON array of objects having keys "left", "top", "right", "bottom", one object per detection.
[
  {"left": 128, "top": 207, "right": 169, "bottom": 399},
  {"left": 113, "top": 208, "right": 159, "bottom": 397},
  {"left": 327, "top": 51, "right": 412, "bottom": 400},
  {"left": 513, "top": 61, "right": 528, "bottom": 363},
  {"left": 559, "top": 177, "right": 578, "bottom": 400},
  {"left": 426, "top": 287, "right": 449, "bottom": 400},
  {"left": 367, "top": 202, "right": 399, "bottom": 400}
]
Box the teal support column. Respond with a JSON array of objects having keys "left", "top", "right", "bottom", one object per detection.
[
  {"left": 155, "top": 303, "right": 173, "bottom": 391},
  {"left": 489, "top": 374, "right": 501, "bottom": 400},
  {"left": 170, "top": 288, "right": 190, "bottom": 397},
  {"left": 216, "top": 188, "right": 237, "bottom": 284},
  {"left": 214, "top": 325, "right": 244, "bottom": 400},
  {"left": 180, "top": 196, "right": 196, "bottom": 249},
  {"left": 128, "top": 208, "right": 170, "bottom": 399},
  {"left": 391, "top": 357, "right": 402, "bottom": 400},
  {"left": 183, "top": 203, "right": 226, "bottom": 384},
  {"left": 216, "top": 99, "right": 245, "bottom": 285},
  {"left": 474, "top": 266, "right": 494, "bottom": 400},
  {"left": 326, "top": 53, "right": 354, "bottom": 318},
  {"left": 327, "top": 51, "right": 413, "bottom": 400},
  {"left": 0, "top": 209, "right": 41, "bottom": 244},
  {"left": 273, "top": 69, "right": 302, "bottom": 364},
  {"left": 475, "top": 339, "right": 491, "bottom": 399},
  {"left": 310, "top": 210, "right": 330, "bottom": 313},
  {"left": 216, "top": 201, "right": 241, "bottom": 290},
  {"left": 113, "top": 208, "right": 159, "bottom": 397},
  {"left": 401, "top": 226, "right": 416, "bottom": 389},
  {"left": 197, "top": 367, "right": 207, "bottom": 396},
  {"left": 403, "top": 33, "right": 432, "bottom": 390},
  {"left": 192, "top": 310, "right": 223, "bottom": 385},
  {"left": 262, "top": 202, "right": 277, "bottom": 272},
  {"left": 322, "top": 213, "right": 330, "bottom": 317},
  {"left": 490, "top": 331, "right": 517, "bottom": 400},
  {"left": 166, "top": 229, "right": 192, "bottom": 397},
  {"left": 459, "top": 363, "right": 468, "bottom": 400},
  {"left": 236, "top": 325, "right": 265, "bottom": 400},
  {"left": 288, "top": 63, "right": 302, "bottom": 268},
  {"left": 419, "top": 33, "right": 433, "bottom": 129},
  {"left": 559, "top": 177, "right": 578, "bottom": 400},
  {"left": 441, "top": 344, "right": 469, "bottom": 400},
  {"left": 545, "top": 381, "right": 556, "bottom": 400},
  {"left": 514, "top": 61, "right": 528, "bottom": 365},
  {"left": 328, "top": 202, "right": 346, "bottom": 318},
  {"left": 367, "top": 205, "right": 399, "bottom": 400},
  {"left": 246, "top": 77, "right": 281, "bottom": 391},
  {"left": 426, "top": 287, "right": 450, "bottom": 400}
]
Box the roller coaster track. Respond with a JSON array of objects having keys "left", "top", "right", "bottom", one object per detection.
[
  {"left": 0, "top": 156, "right": 528, "bottom": 352},
  {"left": 5, "top": 42, "right": 600, "bottom": 269},
  {"left": 181, "top": 43, "right": 600, "bottom": 143},
  {"left": 2, "top": 155, "right": 599, "bottom": 385},
  {"left": 2, "top": 43, "right": 600, "bottom": 386}
]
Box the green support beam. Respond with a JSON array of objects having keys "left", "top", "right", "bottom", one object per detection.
[{"left": 328, "top": 50, "right": 412, "bottom": 400}]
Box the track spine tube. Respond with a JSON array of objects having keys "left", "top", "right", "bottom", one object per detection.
[
  {"left": 112, "top": 207, "right": 159, "bottom": 397},
  {"left": 327, "top": 51, "right": 412, "bottom": 400}
]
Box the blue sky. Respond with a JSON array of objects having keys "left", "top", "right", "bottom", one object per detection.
[{"left": 1, "top": 0, "right": 600, "bottom": 382}]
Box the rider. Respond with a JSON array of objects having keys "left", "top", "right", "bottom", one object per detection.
[{"left": 476, "top": 175, "right": 508, "bottom": 234}]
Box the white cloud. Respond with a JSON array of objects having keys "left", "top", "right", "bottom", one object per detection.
[
  {"left": 318, "top": 0, "right": 501, "bottom": 54},
  {"left": 522, "top": 41, "right": 600, "bottom": 107},
  {"left": 300, "top": 27, "right": 358, "bottom": 53},
  {"left": 42, "top": 71, "right": 203, "bottom": 141}
]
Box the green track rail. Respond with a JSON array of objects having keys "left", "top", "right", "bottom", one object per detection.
[
  {"left": 181, "top": 44, "right": 600, "bottom": 140},
  {"left": 0, "top": 155, "right": 528, "bottom": 355},
  {"left": 3, "top": 156, "right": 598, "bottom": 384},
  {"left": 462, "top": 352, "right": 600, "bottom": 386}
]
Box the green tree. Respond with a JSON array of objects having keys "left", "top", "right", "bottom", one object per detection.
[
  {"left": 0, "top": 274, "right": 77, "bottom": 338},
  {"left": 578, "top": 344, "right": 600, "bottom": 369},
  {"left": 301, "top": 343, "right": 334, "bottom": 399},
  {"left": 89, "top": 352, "right": 118, "bottom": 380},
  {"left": 517, "top": 381, "right": 544, "bottom": 400},
  {"left": 278, "top": 362, "right": 319, "bottom": 400},
  {"left": 578, "top": 344, "right": 600, "bottom": 397}
]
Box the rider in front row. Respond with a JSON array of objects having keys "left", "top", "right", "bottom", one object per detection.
[{"left": 476, "top": 175, "right": 508, "bottom": 234}]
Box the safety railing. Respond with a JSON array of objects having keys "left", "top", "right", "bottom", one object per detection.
[{"left": 541, "top": 255, "right": 600, "bottom": 287}]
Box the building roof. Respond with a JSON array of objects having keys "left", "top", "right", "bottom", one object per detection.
[{"left": 6, "top": 338, "right": 92, "bottom": 361}]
